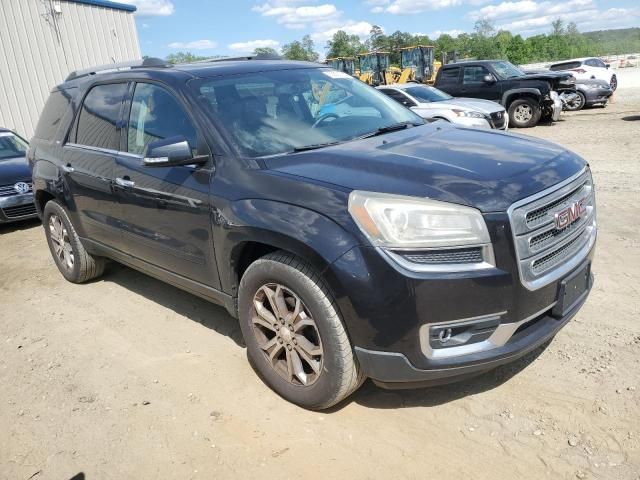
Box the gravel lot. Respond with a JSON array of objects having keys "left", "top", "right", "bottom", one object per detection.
[{"left": 1, "top": 86, "right": 639, "bottom": 480}]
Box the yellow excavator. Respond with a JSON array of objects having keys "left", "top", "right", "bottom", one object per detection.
[
  {"left": 357, "top": 51, "right": 398, "bottom": 86},
  {"left": 326, "top": 57, "right": 358, "bottom": 77},
  {"left": 397, "top": 45, "right": 438, "bottom": 84}
]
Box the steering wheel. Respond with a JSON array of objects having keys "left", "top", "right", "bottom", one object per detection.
[{"left": 312, "top": 113, "right": 339, "bottom": 128}]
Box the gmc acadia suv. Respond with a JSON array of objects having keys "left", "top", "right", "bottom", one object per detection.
[{"left": 29, "top": 58, "right": 597, "bottom": 409}]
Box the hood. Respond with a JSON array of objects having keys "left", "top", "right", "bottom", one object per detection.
[
  {"left": 431, "top": 97, "right": 505, "bottom": 114},
  {"left": 521, "top": 71, "right": 575, "bottom": 89},
  {"left": 264, "top": 123, "right": 586, "bottom": 212},
  {"left": 0, "top": 155, "right": 31, "bottom": 185}
]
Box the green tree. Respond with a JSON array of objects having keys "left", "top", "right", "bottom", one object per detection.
[
  {"left": 282, "top": 35, "right": 319, "bottom": 61},
  {"left": 253, "top": 47, "right": 278, "bottom": 56},
  {"left": 165, "top": 52, "right": 211, "bottom": 64},
  {"left": 506, "top": 34, "right": 532, "bottom": 64},
  {"left": 326, "top": 30, "right": 365, "bottom": 58}
]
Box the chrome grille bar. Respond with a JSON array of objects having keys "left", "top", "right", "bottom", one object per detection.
[{"left": 508, "top": 168, "right": 597, "bottom": 290}]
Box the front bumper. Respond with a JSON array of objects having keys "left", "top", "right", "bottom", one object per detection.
[
  {"left": 583, "top": 87, "right": 613, "bottom": 105},
  {"left": 0, "top": 193, "right": 38, "bottom": 223},
  {"left": 325, "top": 214, "right": 595, "bottom": 387},
  {"left": 551, "top": 96, "right": 562, "bottom": 121}
]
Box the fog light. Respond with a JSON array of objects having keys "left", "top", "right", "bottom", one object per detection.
[{"left": 430, "top": 315, "right": 501, "bottom": 350}]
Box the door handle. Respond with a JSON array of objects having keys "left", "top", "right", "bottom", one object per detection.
[
  {"left": 61, "top": 163, "right": 74, "bottom": 173},
  {"left": 115, "top": 177, "right": 135, "bottom": 188}
]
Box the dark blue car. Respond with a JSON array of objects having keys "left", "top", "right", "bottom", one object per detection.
[
  {"left": 29, "top": 58, "right": 597, "bottom": 409},
  {"left": 0, "top": 128, "right": 37, "bottom": 223}
]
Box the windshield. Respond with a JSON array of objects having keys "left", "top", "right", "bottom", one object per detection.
[
  {"left": 490, "top": 61, "right": 525, "bottom": 80},
  {"left": 404, "top": 86, "right": 452, "bottom": 103},
  {"left": 191, "top": 68, "right": 422, "bottom": 157},
  {"left": 0, "top": 132, "right": 28, "bottom": 161}
]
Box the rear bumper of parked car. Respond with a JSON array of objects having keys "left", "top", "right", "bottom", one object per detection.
[
  {"left": 326, "top": 220, "right": 595, "bottom": 388},
  {"left": 0, "top": 192, "right": 38, "bottom": 223}
]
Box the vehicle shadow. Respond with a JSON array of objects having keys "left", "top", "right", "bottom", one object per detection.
[
  {"left": 101, "top": 262, "right": 245, "bottom": 347},
  {"left": 622, "top": 115, "right": 640, "bottom": 121},
  {"left": 0, "top": 218, "right": 40, "bottom": 235},
  {"left": 343, "top": 342, "right": 549, "bottom": 410}
]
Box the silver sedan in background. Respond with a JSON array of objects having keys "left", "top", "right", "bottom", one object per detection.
[{"left": 377, "top": 84, "right": 508, "bottom": 130}]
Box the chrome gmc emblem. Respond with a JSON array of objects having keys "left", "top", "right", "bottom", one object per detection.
[{"left": 554, "top": 200, "right": 585, "bottom": 230}]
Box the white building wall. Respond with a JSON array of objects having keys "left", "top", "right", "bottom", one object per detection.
[{"left": 0, "top": 0, "right": 141, "bottom": 138}]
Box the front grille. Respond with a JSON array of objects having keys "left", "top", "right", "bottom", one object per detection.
[
  {"left": 3, "top": 203, "right": 37, "bottom": 218},
  {"left": 399, "top": 247, "right": 484, "bottom": 265},
  {"left": 509, "top": 169, "right": 597, "bottom": 290},
  {"left": 0, "top": 182, "right": 32, "bottom": 197}
]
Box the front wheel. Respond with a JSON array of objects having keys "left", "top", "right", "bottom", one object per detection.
[
  {"left": 610, "top": 75, "right": 617, "bottom": 91},
  {"left": 508, "top": 98, "right": 541, "bottom": 128},
  {"left": 238, "top": 252, "right": 363, "bottom": 410},
  {"left": 565, "top": 91, "right": 586, "bottom": 111}
]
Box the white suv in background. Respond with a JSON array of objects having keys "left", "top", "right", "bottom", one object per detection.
[{"left": 550, "top": 57, "right": 617, "bottom": 91}]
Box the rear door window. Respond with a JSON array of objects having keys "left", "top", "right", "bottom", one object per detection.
[
  {"left": 439, "top": 67, "right": 460, "bottom": 85},
  {"left": 126, "top": 83, "right": 198, "bottom": 156},
  {"left": 75, "top": 83, "right": 128, "bottom": 151}
]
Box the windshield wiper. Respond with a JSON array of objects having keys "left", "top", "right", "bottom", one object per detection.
[
  {"left": 291, "top": 141, "right": 342, "bottom": 152},
  {"left": 358, "top": 121, "right": 421, "bottom": 139}
]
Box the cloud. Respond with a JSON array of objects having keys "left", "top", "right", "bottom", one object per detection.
[
  {"left": 168, "top": 39, "right": 218, "bottom": 50},
  {"left": 384, "top": 0, "right": 463, "bottom": 14},
  {"left": 228, "top": 39, "right": 280, "bottom": 52},
  {"left": 429, "top": 29, "right": 465, "bottom": 38},
  {"left": 311, "top": 20, "right": 374, "bottom": 43},
  {"left": 253, "top": 3, "right": 341, "bottom": 29},
  {"left": 119, "top": 0, "right": 174, "bottom": 16}
]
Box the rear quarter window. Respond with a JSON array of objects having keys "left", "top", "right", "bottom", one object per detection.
[{"left": 33, "top": 89, "right": 74, "bottom": 141}]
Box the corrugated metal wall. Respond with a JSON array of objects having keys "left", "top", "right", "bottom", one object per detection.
[{"left": 0, "top": 0, "right": 141, "bottom": 139}]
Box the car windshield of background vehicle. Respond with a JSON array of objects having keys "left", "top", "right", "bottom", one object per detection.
[
  {"left": 404, "top": 86, "right": 452, "bottom": 103},
  {"left": 491, "top": 61, "right": 526, "bottom": 79},
  {"left": 190, "top": 68, "right": 423, "bottom": 158},
  {"left": 0, "top": 132, "right": 28, "bottom": 160}
]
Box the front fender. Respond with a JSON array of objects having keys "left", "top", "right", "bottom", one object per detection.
[
  {"left": 502, "top": 88, "right": 541, "bottom": 107},
  {"left": 216, "top": 198, "right": 360, "bottom": 296}
]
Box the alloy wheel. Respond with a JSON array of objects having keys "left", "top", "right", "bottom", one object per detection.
[
  {"left": 514, "top": 104, "right": 533, "bottom": 123},
  {"left": 610, "top": 75, "right": 617, "bottom": 91},
  {"left": 251, "top": 283, "right": 323, "bottom": 387},
  {"left": 49, "top": 214, "right": 74, "bottom": 271}
]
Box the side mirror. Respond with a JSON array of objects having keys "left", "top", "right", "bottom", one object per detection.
[
  {"left": 483, "top": 74, "right": 496, "bottom": 84},
  {"left": 143, "top": 136, "right": 206, "bottom": 167},
  {"left": 605, "top": 63, "right": 610, "bottom": 69}
]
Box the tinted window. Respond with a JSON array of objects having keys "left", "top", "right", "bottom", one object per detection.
[
  {"left": 34, "top": 89, "right": 73, "bottom": 140},
  {"left": 404, "top": 86, "right": 452, "bottom": 103},
  {"left": 0, "top": 132, "right": 28, "bottom": 160},
  {"left": 380, "top": 89, "right": 415, "bottom": 107},
  {"left": 439, "top": 67, "right": 460, "bottom": 85},
  {"left": 191, "top": 69, "right": 422, "bottom": 158},
  {"left": 463, "top": 66, "right": 490, "bottom": 84},
  {"left": 127, "top": 83, "right": 197, "bottom": 156},
  {"left": 550, "top": 61, "right": 582, "bottom": 71},
  {"left": 490, "top": 61, "right": 525, "bottom": 79},
  {"left": 76, "top": 83, "right": 128, "bottom": 150},
  {"left": 594, "top": 59, "right": 606, "bottom": 68}
]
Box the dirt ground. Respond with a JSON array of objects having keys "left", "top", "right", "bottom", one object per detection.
[{"left": 1, "top": 89, "right": 639, "bottom": 480}]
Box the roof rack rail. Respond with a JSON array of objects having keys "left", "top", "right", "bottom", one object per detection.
[
  {"left": 65, "top": 57, "right": 171, "bottom": 82},
  {"left": 200, "top": 53, "right": 283, "bottom": 63}
]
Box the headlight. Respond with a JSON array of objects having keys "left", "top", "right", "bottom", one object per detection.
[
  {"left": 452, "top": 109, "right": 485, "bottom": 119},
  {"left": 348, "top": 191, "right": 491, "bottom": 249},
  {"left": 586, "top": 83, "right": 603, "bottom": 89}
]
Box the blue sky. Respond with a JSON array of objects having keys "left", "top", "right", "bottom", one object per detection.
[{"left": 120, "top": 0, "right": 640, "bottom": 58}]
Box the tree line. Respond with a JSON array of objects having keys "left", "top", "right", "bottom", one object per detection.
[{"left": 164, "top": 23, "right": 640, "bottom": 67}]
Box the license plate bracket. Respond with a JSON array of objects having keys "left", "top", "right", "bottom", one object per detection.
[{"left": 552, "top": 262, "right": 591, "bottom": 318}]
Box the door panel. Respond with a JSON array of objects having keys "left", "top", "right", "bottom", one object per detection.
[
  {"left": 460, "top": 66, "right": 499, "bottom": 101},
  {"left": 114, "top": 82, "right": 219, "bottom": 288}
]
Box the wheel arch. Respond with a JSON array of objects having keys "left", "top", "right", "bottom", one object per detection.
[{"left": 502, "top": 88, "right": 542, "bottom": 108}]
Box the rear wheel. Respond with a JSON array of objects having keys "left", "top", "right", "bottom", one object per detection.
[
  {"left": 43, "top": 200, "right": 105, "bottom": 283},
  {"left": 238, "top": 251, "right": 363, "bottom": 410},
  {"left": 508, "top": 98, "right": 541, "bottom": 128}
]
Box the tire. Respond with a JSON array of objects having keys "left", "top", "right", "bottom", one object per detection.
[
  {"left": 610, "top": 75, "right": 617, "bottom": 91},
  {"left": 43, "top": 200, "right": 105, "bottom": 283},
  {"left": 565, "top": 91, "right": 586, "bottom": 111},
  {"left": 238, "top": 251, "right": 363, "bottom": 410},
  {"left": 508, "top": 98, "right": 541, "bottom": 128}
]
